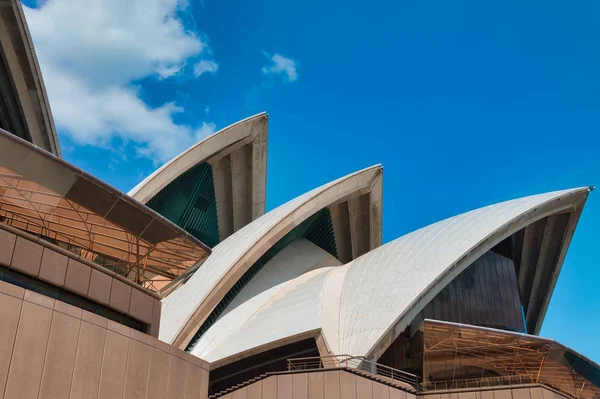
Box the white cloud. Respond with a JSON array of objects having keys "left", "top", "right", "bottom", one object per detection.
[
  {"left": 262, "top": 52, "right": 298, "bottom": 82},
  {"left": 194, "top": 60, "right": 219, "bottom": 77},
  {"left": 23, "top": 0, "right": 217, "bottom": 163}
]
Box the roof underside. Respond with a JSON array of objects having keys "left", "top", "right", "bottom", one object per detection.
[
  {"left": 0, "top": 0, "right": 60, "bottom": 156},
  {"left": 130, "top": 113, "right": 268, "bottom": 246}
]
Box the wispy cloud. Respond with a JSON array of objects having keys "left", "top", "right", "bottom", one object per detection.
[
  {"left": 262, "top": 52, "right": 298, "bottom": 82},
  {"left": 194, "top": 60, "right": 219, "bottom": 77},
  {"left": 24, "top": 0, "right": 217, "bottom": 163}
]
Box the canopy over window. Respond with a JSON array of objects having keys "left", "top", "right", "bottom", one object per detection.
[{"left": 0, "top": 128, "right": 211, "bottom": 291}]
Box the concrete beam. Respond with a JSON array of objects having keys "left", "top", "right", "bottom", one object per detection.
[
  {"left": 518, "top": 218, "right": 547, "bottom": 313},
  {"left": 526, "top": 212, "right": 570, "bottom": 333},
  {"left": 230, "top": 145, "right": 253, "bottom": 232}
]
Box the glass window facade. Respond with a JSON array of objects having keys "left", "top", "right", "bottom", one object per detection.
[
  {"left": 409, "top": 249, "right": 525, "bottom": 334},
  {"left": 146, "top": 162, "right": 220, "bottom": 248}
]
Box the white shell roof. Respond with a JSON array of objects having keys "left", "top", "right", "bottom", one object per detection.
[
  {"left": 337, "top": 187, "right": 588, "bottom": 357},
  {"left": 128, "top": 112, "right": 267, "bottom": 203},
  {"left": 159, "top": 165, "right": 382, "bottom": 345},
  {"left": 179, "top": 187, "right": 588, "bottom": 365},
  {"left": 192, "top": 239, "right": 340, "bottom": 363}
]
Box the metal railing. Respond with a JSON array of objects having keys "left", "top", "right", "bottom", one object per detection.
[
  {"left": 287, "top": 354, "right": 421, "bottom": 390},
  {"left": 423, "top": 374, "right": 566, "bottom": 392}
]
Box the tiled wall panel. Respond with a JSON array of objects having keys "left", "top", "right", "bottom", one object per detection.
[
  {"left": 0, "top": 279, "right": 209, "bottom": 399},
  {"left": 209, "top": 372, "right": 573, "bottom": 399},
  {"left": 0, "top": 226, "right": 160, "bottom": 333}
]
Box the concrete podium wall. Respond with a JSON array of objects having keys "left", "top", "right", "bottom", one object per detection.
[
  {"left": 0, "top": 279, "right": 209, "bottom": 399},
  {"left": 216, "top": 370, "right": 571, "bottom": 399},
  {"left": 217, "top": 370, "right": 416, "bottom": 399}
]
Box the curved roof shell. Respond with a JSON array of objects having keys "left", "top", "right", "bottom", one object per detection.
[
  {"left": 129, "top": 113, "right": 268, "bottom": 244},
  {"left": 160, "top": 165, "right": 383, "bottom": 349},
  {"left": 338, "top": 187, "right": 589, "bottom": 359},
  {"left": 0, "top": 0, "right": 60, "bottom": 155},
  {"left": 192, "top": 239, "right": 341, "bottom": 365},
  {"left": 184, "top": 187, "right": 589, "bottom": 366}
]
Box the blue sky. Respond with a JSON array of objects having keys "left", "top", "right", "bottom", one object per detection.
[{"left": 24, "top": 0, "right": 599, "bottom": 361}]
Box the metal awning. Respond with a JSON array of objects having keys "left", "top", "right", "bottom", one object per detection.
[
  {"left": 422, "top": 319, "right": 600, "bottom": 399},
  {"left": 0, "top": 128, "right": 211, "bottom": 291}
]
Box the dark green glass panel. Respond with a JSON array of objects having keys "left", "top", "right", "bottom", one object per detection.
[
  {"left": 186, "top": 208, "right": 338, "bottom": 351},
  {"left": 146, "top": 162, "right": 220, "bottom": 248}
]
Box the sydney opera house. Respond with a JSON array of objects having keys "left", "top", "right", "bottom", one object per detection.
[{"left": 0, "top": 1, "right": 598, "bottom": 398}]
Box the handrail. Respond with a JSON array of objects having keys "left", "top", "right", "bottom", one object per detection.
[{"left": 287, "top": 354, "right": 421, "bottom": 390}]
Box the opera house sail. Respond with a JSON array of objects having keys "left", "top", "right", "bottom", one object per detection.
[{"left": 0, "top": 0, "right": 597, "bottom": 398}]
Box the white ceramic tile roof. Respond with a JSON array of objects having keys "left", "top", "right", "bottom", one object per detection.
[
  {"left": 201, "top": 266, "right": 335, "bottom": 363},
  {"left": 190, "top": 239, "right": 341, "bottom": 360},
  {"left": 128, "top": 112, "right": 267, "bottom": 202},
  {"left": 336, "top": 187, "right": 589, "bottom": 357},
  {"left": 159, "top": 165, "right": 382, "bottom": 345}
]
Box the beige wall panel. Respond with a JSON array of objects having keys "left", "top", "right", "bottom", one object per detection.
[
  {"left": 149, "top": 298, "right": 162, "bottom": 338},
  {"left": 200, "top": 368, "right": 210, "bottom": 399},
  {"left": 11, "top": 236, "right": 43, "bottom": 276},
  {"left": 0, "top": 280, "right": 24, "bottom": 299},
  {"left": 233, "top": 386, "right": 248, "bottom": 399},
  {"left": 459, "top": 392, "right": 477, "bottom": 399},
  {"left": 110, "top": 278, "right": 132, "bottom": 314},
  {"left": 98, "top": 330, "right": 129, "bottom": 399},
  {"left": 529, "top": 387, "right": 545, "bottom": 399},
  {"left": 24, "top": 289, "right": 54, "bottom": 308},
  {"left": 308, "top": 371, "right": 324, "bottom": 399},
  {"left": 406, "top": 393, "right": 417, "bottom": 399},
  {"left": 70, "top": 320, "right": 107, "bottom": 399},
  {"left": 262, "top": 376, "right": 278, "bottom": 399},
  {"left": 389, "top": 387, "right": 407, "bottom": 399},
  {"left": 323, "top": 371, "right": 341, "bottom": 399},
  {"left": 512, "top": 388, "right": 531, "bottom": 399},
  {"left": 355, "top": 375, "right": 373, "bottom": 399},
  {"left": 146, "top": 348, "right": 171, "bottom": 399},
  {"left": 339, "top": 371, "right": 357, "bottom": 399},
  {"left": 167, "top": 356, "right": 188, "bottom": 398},
  {"left": 130, "top": 287, "right": 154, "bottom": 324},
  {"left": 39, "top": 248, "right": 68, "bottom": 286},
  {"left": 293, "top": 372, "right": 308, "bottom": 399},
  {"left": 0, "top": 293, "right": 21, "bottom": 396},
  {"left": 64, "top": 259, "right": 91, "bottom": 296},
  {"left": 278, "top": 374, "right": 294, "bottom": 399},
  {"left": 247, "top": 379, "right": 263, "bottom": 399},
  {"left": 481, "top": 390, "right": 495, "bottom": 399},
  {"left": 123, "top": 339, "right": 152, "bottom": 399},
  {"left": 3, "top": 301, "right": 52, "bottom": 399},
  {"left": 186, "top": 360, "right": 205, "bottom": 399},
  {"left": 38, "top": 311, "right": 81, "bottom": 399},
  {"left": 372, "top": 381, "right": 390, "bottom": 399},
  {"left": 441, "top": 393, "right": 459, "bottom": 399},
  {"left": 88, "top": 268, "right": 112, "bottom": 305},
  {"left": 54, "top": 298, "right": 83, "bottom": 319},
  {"left": 0, "top": 229, "right": 16, "bottom": 266},
  {"left": 494, "top": 389, "right": 512, "bottom": 399}
]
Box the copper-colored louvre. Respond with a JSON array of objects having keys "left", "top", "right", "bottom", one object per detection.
[
  {"left": 0, "top": 129, "right": 211, "bottom": 291},
  {"left": 422, "top": 320, "right": 600, "bottom": 399}
]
